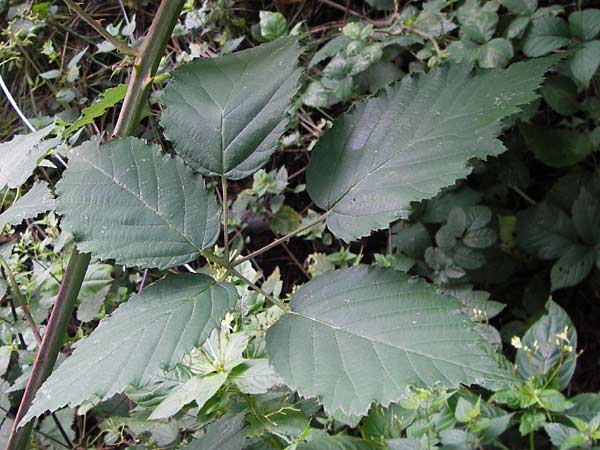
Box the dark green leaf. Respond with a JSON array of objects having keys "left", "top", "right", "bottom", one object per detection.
[
  {"left": 267, "top": 266, "right": 510, "bottom": 416},
  {"left": 567, "top": 40, "right": 600, "bottom": 89},
  {"left": 307, "top": 57, "right": 558, "bottom": 241},
  {"left": 521, "top": 124, "right": 593, "bottom": 168},
  {"left": 568, "top": 9, "right": 600, "bottom": 42},
  {"left": 182, "top": 413, "right": 247, "bottom": 450},
  {"left": 541, "top": 76, "right": 579, "bottom": 116},
  {"left": 517, "top": 203, "right": 578, "bottom": 259},
  {"left": 550, "top": 244, "right": 595, "bottom": 291},
  {"left": 522, "top": 16, "right": 570, "bottom": 57},
  {"left": 160, "top": 37, "right": 302, "bottom": 179},
  {"left": 57, "top": 137, "right": 221, "bottom": 269},
  {"left": 21, "top": 273, "right": 237, "bottom": 422}
]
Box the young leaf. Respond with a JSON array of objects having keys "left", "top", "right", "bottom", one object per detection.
[
  {"left": 0, "top": 181, "right": 55, "bottom": 229},
  {"left": 306, "top": 57, "right": 558, "bottom": 242},
  {"left": 21, "top": 273, "right": 237, "bottom": 423},
  {"left": 516, "top": 300, "right": 577, "bottom": 389},
  {"left": 181, "top": 413, "right": 247, "bottom": 450},
  {"left": 266, "top": 266, "right": 511, "bottom": 416},
  {"left": 56, "top": 137, "right": 221, "bottom": 269},
  {"left": 160, "top": 37, "right": 302, "bottom": 179},
  {"left": 0, "top": 125, "right": 59, "bottom": 190},
  {"left": 63, "top": 84, "right": 128, "bottom": 136},
  {"left": 149, "top": 372, "right": 227, "bottom": 420}
]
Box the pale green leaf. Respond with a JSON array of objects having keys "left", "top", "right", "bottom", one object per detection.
[
  {"left": 149, "top": 372, "right": 227, "bottom": 420},
  {"left": 516, "top": 300, "right": 577, "bottom": 389},
  {"left": 306, "top": 57, "right": 558, "bottom": 241},
  {"left": 76, "top": 263, "right": 113, "bottom": 323},
  {"left": 21, "top": 273, "right": 237, "bottom": 423},
  {"left": 0, "top": 125, "right": 59, "bottom": 190},
  {"left": 522, "top": 16, "right": 570, "bottom": 57},
  {"left": 259, "top": 11, "right": 288, "bottom": 41},
  {"left": 56, "top": 137, "right": 221, "bottom": 269},
  {"left": 182, "top": 413, "right": 247, "bottom": 450},
  {"left": 266, "top": 266, "right": 510, "bottom": 416},
  {"left": 0, "top": 181, "right": 55, "bottom": 229},
  {"left": 230, "top": 359, "right": 283, "bottom": 394},
  {"left": 160, "top": 37, "right": 302, "bottom": 179},
  {"left": 478, "top": 38, "right": 514, "bottom": 68}
]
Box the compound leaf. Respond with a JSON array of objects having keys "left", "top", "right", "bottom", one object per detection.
[
  {"left": 160, "top": 37, "right": 302, "bottom": 179},
  {"left": 0, "top": 181, "right": 55, "bottom": 229},
  {"left": 21, "top": 273, "right": 237, "bottom": 423},
  {"left": 57, "top": 137, "right": 221, "bottom": 269},
  {"left": 266, "top": 266, "right": 510, "bottom": 416},
  {"left": 307, "top": 57, "right": 558, "bottom": 242}
]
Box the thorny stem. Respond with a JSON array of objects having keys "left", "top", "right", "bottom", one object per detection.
[
  {"left": 0, "top": 256, "right": 42, "bottom": 346},
  {"left": 6, "top": 251, "right": 91, "bottom": 450},
  {"left": 232, "top": 210, "right": 330, "bottom": 267},
  {"left": 62, "top": 0, "right": 138, "bottom": 56},
  {"left": 6, "top": 2, "right": 185, "bottom": 449}
]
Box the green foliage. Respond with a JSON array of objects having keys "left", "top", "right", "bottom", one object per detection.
[
  {"left": 22, "top": 273, "right": 237, "bottom": 422},
  {"left": 307, "top": 57, "right": 556, "bottom": 242},
  {"left": 1, "top": 2, "right": 600, "bottom": 449},
  {"left": 56, "top": 137, "right": 221, "bottom": 269},
  {"left": 160, "top": 36, "right": 302, "bottom": 179},
  {"left": 267, "top": 266, "right": 509, "bottom": 416}
]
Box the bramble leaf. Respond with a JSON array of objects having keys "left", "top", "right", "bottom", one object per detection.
[
  {"left": 56, "top": 137, "right": 221, "bottom": 269},
  {"left": 21, "top": 273, "right": 237, "bottom": 423},
  {"left": 266, "top": 266, "right": 511, "bottom": 416},
  {"left": 160, "top": 37, "right": 302, "bottom": 179},
  {"left": 306, "top": 57, "right": 558, "bottom": 241}
]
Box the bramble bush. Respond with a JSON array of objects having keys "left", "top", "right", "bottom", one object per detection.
[{"left": 1, "top": 1, "right": 600, "bottom": 449}]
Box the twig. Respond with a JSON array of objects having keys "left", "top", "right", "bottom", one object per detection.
[
  {"left": 232, "top": 211, "right": 330, "bottom": 267},
  {"left": 62, "top": 0, "right": 138, "bottom": 56}
]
